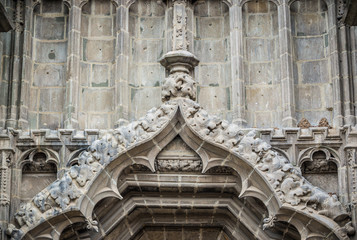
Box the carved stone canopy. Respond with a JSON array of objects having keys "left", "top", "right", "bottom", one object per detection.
[{"left": 9, "top": 99, "right": 354, "bottom": 240}]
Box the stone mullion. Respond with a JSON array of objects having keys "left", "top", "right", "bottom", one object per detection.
[
  {"left": 278, "top": 2, "right": 296, "bottom": 127},
  {"left": 328, "top": 2, "right": 343, "bottom": 127},
  {"left": 230, "top": 4, "right": 246, "bottom": 127},
  {"left": 64, "top": 2, "right": 82, "bottom": 129},
  {"left": 17, "top": 0, "right": 34, "bottom": 130},
  {"left": 114, "top": 4, "right": 130, "bottom": 126},
  {"left": 339, "top": 24, "right": 355, "bottom": 126}
]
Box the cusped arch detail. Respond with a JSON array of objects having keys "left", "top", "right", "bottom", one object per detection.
[{"left": 8, "top": 99, "right": 353, "bottom": 240}]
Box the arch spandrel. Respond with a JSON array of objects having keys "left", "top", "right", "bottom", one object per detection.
[{"left": 7, "top": 99, "right": 353, "bottom": 240}]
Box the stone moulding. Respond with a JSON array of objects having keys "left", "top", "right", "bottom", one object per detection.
[{"left": 8, "top": 99, "right": 354, "bottom": 239}]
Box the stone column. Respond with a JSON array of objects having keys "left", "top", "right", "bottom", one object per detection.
[
  {"left": 339, "top": 24, "right": 355, "bottom": 126},
  {"left": 328, "top": 2, "right": 344, "bottom": 127},
  {"left": 6, "top": 0, "right": 24, "bottom": 129},
  {"left": 113, "top": 0, "right": 130, "bottom": 127},
  {"left": 230, "top": 2, "right": 246, "bottom": 127},
  {"left": 63, "top": 0, "right": 87, "bottom": 129},
  {"left": 278, "top": 1, "right": 296, "bottom": 127},
  {"left": 18, "top": 0, "right": 35, "bottom": 129},
  {"left": 159, "top": 0, "right": 199, "bottom": 101}
]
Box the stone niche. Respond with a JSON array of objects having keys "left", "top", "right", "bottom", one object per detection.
[
  {"left": 155, "top": 136, "right": 202, "bottom": 172},
  {"left": 79, "top": 0, "right": 116, "bottom": 129},
  {"left": 243, "top": 0, "right": 281, "bottom": 128},
  {"left": 291, "top": 0, "right": 333, "bottom": 125},
  {"left": 29, "top": 0, "right": 69, "bottom": 129},
  {"left": 21, "top": 151, "right": 57, "bottom": 202},
  {"left": 128, "top": 0, "right": 166, "bottom": 119},
  {"left": 194, "top": 0, "right": 231, "bottom": 119},
  {"left": 301, "top": 150, "right": 338, "bottom": 194}
]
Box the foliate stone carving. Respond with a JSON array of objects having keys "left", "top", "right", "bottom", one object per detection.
[
  {"left": 14, "top": 203, "right": 41, "bottom": 227},
  {"left": 14, "top": 0, "right": 24, "bottom": 32},
  {"left": 297, "top": 118, "right": 311, "bottom": 128},
  {"left": 337, "top": 0, "right": 347, "bottom": 22},
  {"left": 12, "top": 99, "right": 352, "bottom": 236},
  {"left": 172, "top": 0, "right": 188, "bottom": 51},
  {"left": 318, "top": 117, "right": 331, "bottom": 128},
  {"left": 5, "top": 224, "right": 23, "bottom": 240},
  {"left": 162, "top": 72, "right": 196, "bottom": 101},
  {"left": 180, "top": 99, "right": 349, "bottom": 221},
  {"left": 13, "top": 102, "right": 177, "bottom": 229},
  {"left": 155, "top": 159, "right": 202, "bottom": 172},
  {"left": 347, "top": 149, "right": 357, "bottom": 206},
  {"left": 301, "top": 149, "right": 338, "bottom": 174},
  {"left": 85, "top": 218, "right": 99, "bottom": 232},
  {"left": 0, "top": 151, "right": 12, "bottom": 206},
  {"left": 262, "top": 216, "right": 277, "bottom": 230}
]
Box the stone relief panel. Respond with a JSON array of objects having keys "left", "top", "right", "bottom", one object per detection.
[
  {"left": 242, "top": 0, "right": 281, "bottom": 128},
  {"left": 79, "top": 0, "right": 116, "bottom": 128},
  {"left": 299, "top": 148, "right": 339, "bottom": 195},
  {"left": 28, "top": 0, "right": 69, "bottom": 129},
  {"left": 291, "top": 0, "right": 333, "bottom": 125},
  {"left": 155, "top": 136, "right": 202, "bottom": 172},
  {"left": 20, "top": 150, "right": 58, "bottom": 202},
  {"left": 128, "top": 0, "right": 166, "bottom": 119},
  {"left": 194, "top": 0, "right": 231, "bottom": 119}
]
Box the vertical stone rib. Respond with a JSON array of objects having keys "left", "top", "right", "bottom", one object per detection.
[
  {"left": 328, "top": 2, "right": 344, "bottom": 127},
  {"left": 339, "top": 24, "right": 355, "bottom": 125},
  {"left": 114, "top": 3, "right": 130, "bottom": 126},
  {"left": 230, "top": 3, "right": 246, "bottom": 127},
  {"left": 64, "top": 2, "right": 83, "bottom": 129},
  {"left": 17, "top": 0, "right": 32, "bottom": 130},
  {"left": 6, "top": 0, "right": 24, "bottom": 129},
  {"left": 278, "top": 2, "right": 296, "bottom": 127},
  {"left": 351, "top": 27, "right": 357, "bottom": 121}
]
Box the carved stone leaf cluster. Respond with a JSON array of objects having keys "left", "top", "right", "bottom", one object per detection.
[
  {"left": 161, "top": 72, "right": 196, "bottom": 101},
  {"left": 180, "top": 99, "right": 348, "bottom": 221},
  {"left": 13, "top": 102, "right": 177, "bottom": 231}
]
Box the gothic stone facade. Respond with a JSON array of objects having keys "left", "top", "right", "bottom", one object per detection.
[{"left": 1, "top": 0, "right": 357, "bottom": 239}]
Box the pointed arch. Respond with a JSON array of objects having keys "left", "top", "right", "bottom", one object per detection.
[{"left": 9, "top": 99, "right": 352, "bottom": 240}]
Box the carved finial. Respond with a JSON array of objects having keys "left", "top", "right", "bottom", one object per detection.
[
  {"left": 262, "top": 216, "right": 277, "bottom": 230},
  {"left": 318, "top": 118, "right": 331, "bottom": 128},
  {"left": 86, "top": 218, "right": 99, "bottom": 232},
  {"left": 160, "top": 51, "right": 199, "bottom": 101},
  {"left": 297, "top": 118, "right": 311, "bottom": 128}
]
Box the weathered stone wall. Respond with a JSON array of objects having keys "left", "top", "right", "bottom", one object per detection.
[
  {"left": 128, "top": 0, "right": 165, "bottom": 120},
  {"left": 28, "top": 0, "right": 68, "bottom": 129},
  {"left": 1, "top": 0, "right": 356, "bottom": 129},
  {"left": 79, "top": 0, "right": 116, "bottom": 128},
  {"left": 291, "top": 0, "right": 333, "bottom": 125},
  {"left": 194, "top": 0, "right": 231, "bottom": 119},
  {"left": 242, "top": 0, "right": 280, "bottom": 127},
  {"left": 0, "top": 0, "right": 14, "bottom": 128}
]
